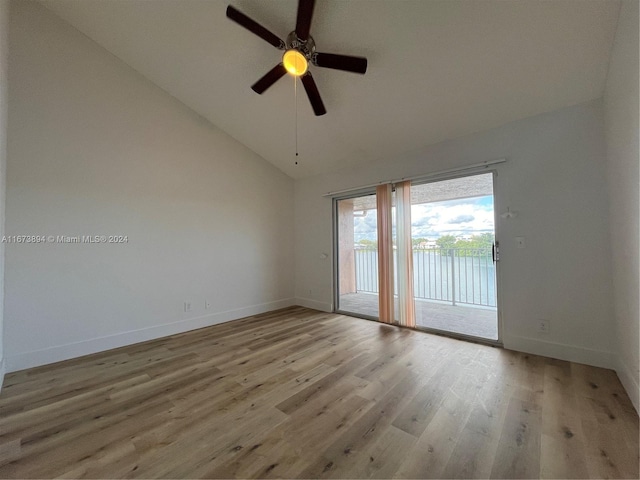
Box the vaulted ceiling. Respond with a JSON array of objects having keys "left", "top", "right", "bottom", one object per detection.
[{"left": 40, "top": 0, "right": 621, "bottom": 178}]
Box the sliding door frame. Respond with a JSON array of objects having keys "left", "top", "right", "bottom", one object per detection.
[
  {"left": 408, "top": 169, "right": 503, "bottom": 346},
  {"left": 331, "top": 168, "right": 503, "bottom": 347},
  {"left": 333, "top": 189, "right": 380, "bottom": 322}
]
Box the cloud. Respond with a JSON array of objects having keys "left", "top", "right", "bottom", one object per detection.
[
  {"left": 413, "top": 197, "right": 494, "bottom": 236},
  {"left": 450, "top": 214, "right": 475, "bottom": 224},
  {"left": 411, "top": 217, "right": 428, "bottom": 227},
  {"left": 348, "top": 195, "right": 494, "bottom": 241}
]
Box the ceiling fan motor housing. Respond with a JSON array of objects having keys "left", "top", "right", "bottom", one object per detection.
[{"left": 286, "top": 31, "right": 315, "bottom": 60}]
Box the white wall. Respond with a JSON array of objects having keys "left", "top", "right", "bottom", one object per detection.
[
  {"left": 0, "top": 0, "right": 8, "bottom": 388},
  {"left": 4, "top": 0, "right": 294, "bottom": 372},
  {"left": 604, "top": 0, "right": 639, "bottom": 412},
  {"left": 295, "top": 99, "right": 615, "bottom": 369}
]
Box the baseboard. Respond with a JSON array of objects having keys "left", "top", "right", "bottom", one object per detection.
[
  {"left": 0, "top": 358, "right": 5, "bottom": 393},
  {"left": 503, "top": 334, "right": 616, "bottom": 370},
  {"left": 294, "top": 297, "right": 332, "bottom": 312},
  {"left": 616, "top": 355, "right": 639, "bottom": 414},
  {"left": 6, "top": 298, "right": 295, "bottom": 373}
]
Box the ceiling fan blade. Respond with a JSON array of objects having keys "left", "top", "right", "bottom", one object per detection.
[
  {"left": 226, "top": 5, "right": 285, "bottom": 49},
  {"left": 313, "top": 52, "right": 367, "bottom": 74},
  {"left": 295, "top": 0, "right": 315, "bottom": 42},
  {"left": 251, "top": 64, "right": 287, "bottom": 94},
  {"left": 301, "top": 72, "right": 326, "bottom": 116}
]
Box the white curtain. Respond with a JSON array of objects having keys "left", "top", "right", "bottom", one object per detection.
[{"left": 395, "top": 181, "right": 416, "bottom": 327}]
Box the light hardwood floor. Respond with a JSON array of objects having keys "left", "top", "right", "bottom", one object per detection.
[{"left": 0, "top": 307, "right": 637, "bottom": 479}]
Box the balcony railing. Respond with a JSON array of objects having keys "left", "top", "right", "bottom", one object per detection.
[{"left": 354, "top": 247, "right": 497, "bottom": 308}]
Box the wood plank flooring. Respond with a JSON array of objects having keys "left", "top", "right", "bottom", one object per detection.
[{"left": 0, "top": 306, "right": 637, "bottom": 478}]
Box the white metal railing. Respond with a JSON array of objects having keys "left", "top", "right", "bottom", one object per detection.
[{"left": 353, "top": 247, "right": 497, "bottom": 307}]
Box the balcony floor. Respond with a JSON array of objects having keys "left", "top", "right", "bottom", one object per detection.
[{"left": 338, "top": 292, "right": 498, "bottom": 341}]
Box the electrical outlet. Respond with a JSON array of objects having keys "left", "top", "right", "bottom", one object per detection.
[
  {"left": 537, "top": 319, "right": 550, "bottom": 333},
  {"left": 205, "top": 300, "right": 211, "bottom": 310},
  {"left": 184, "top": 301, "right": 192, "bottom": 313}
]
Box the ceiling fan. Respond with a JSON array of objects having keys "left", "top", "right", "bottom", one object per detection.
[{"left": 226, "top": 0, "right": 368, "bottom": 116}]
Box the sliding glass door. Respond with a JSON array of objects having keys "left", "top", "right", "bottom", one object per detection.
[
  {"left": 335, "top": 193, "right": 379, "bottom": 318},
  {"left": 410, "top": 173, "right": 499, "bottom": 340},
  {"left": 334, "top": 172, "right": 500, "bottom": 343}
]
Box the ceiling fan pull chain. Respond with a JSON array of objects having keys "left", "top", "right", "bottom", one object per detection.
[{"left": 295, "top": 75, "right": 299, "bottom": 164}]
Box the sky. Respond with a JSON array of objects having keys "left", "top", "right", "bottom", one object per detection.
[{"left": 353, "top": 195, "right": 495, "bottom": 242}]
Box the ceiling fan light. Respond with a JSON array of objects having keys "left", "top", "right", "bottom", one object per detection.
[{"left": 283, "top": 49, "right": 308, "bottom": 76}]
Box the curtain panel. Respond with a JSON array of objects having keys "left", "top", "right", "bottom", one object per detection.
[
  {"left": 376, "top": 183, "right": 394, "bottom": 323},
  {"left": 395, "top": 180, "right": 416, "bottom": 327},
  {"left": 376, "top": 181, "right": 415, "bottom": 326}
]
